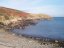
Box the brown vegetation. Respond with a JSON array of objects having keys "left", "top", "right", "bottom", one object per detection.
[
  {"left": 0, "top": 7, "right": 52, "bottom": 29},
  {"left": 0, "top": 7, "right": 29, "bottom": 17}
]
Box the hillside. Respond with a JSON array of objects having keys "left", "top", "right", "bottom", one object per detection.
[
  {"left": 0, "top": 7, "right": 52, "bottom": 29},
  {"left": 0, "top": 7, "right": 29, "bottom": 17},
  {"left": 0, "top": 7, "right": 52, "bottom": 19},
  {"left": 29, "top": 14, "right": 52, "bottom": 20},
  {"left": 0, "top": 7, "right": 30, "bottom": 25}
]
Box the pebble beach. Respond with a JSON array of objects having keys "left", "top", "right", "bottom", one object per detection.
[{"left": 0, "top": 28, "right": 63, "bottom": 48}]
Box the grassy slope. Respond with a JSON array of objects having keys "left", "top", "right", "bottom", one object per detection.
[{"left": 0, "top": 7, "right": 52, "bottom": 25}]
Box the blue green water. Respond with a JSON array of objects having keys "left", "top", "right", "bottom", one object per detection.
[{"left": 11, "top": 17, "right": 64, "bottom": 41}]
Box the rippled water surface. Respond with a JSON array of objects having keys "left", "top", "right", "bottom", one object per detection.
[{"left": 11, "top": 17, "right": 64, "bottom": 41}]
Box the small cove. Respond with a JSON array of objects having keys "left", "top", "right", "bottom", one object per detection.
[{"left": 10, "top": 17, "right": 64, "bottom": 41}]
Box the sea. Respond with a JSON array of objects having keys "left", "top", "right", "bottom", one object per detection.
[{"left": 10, "top": 17, "right": 64, "bottom": 41}]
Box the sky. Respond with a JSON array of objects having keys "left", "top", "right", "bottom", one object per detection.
[{"left": 0, "top": 0, "right": 64, "bottom": 17}]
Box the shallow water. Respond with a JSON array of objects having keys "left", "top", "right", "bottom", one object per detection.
[{"left": 11, "top": 17, "right": 64, "bottom": 41}]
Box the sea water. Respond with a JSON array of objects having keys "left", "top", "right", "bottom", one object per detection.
[{"left": 11, "top": 17, "right": 64, "bottom": 41}]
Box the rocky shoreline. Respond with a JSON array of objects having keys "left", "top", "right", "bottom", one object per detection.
[
  {"left": 0, "top": 17, "right": 64, "bottom": 47},
  {"left": 8, "top": 29, "right": 64, "bottom": 47},
  {"left": 0, "top": 19, "right": 38, "bottom": 30},
  {"left": 0, "top": 7, "right": 64, "bottom": 48},
  {"left": 0, "top": 28, "right": 64, "bottom": 48},
  {"left": 0, "top": 18, "right": 64, "bottom": 43}
]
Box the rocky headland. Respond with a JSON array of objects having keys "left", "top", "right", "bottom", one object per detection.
[{"left": 0, "top": 7, "right": 52, "bottom": 29}]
